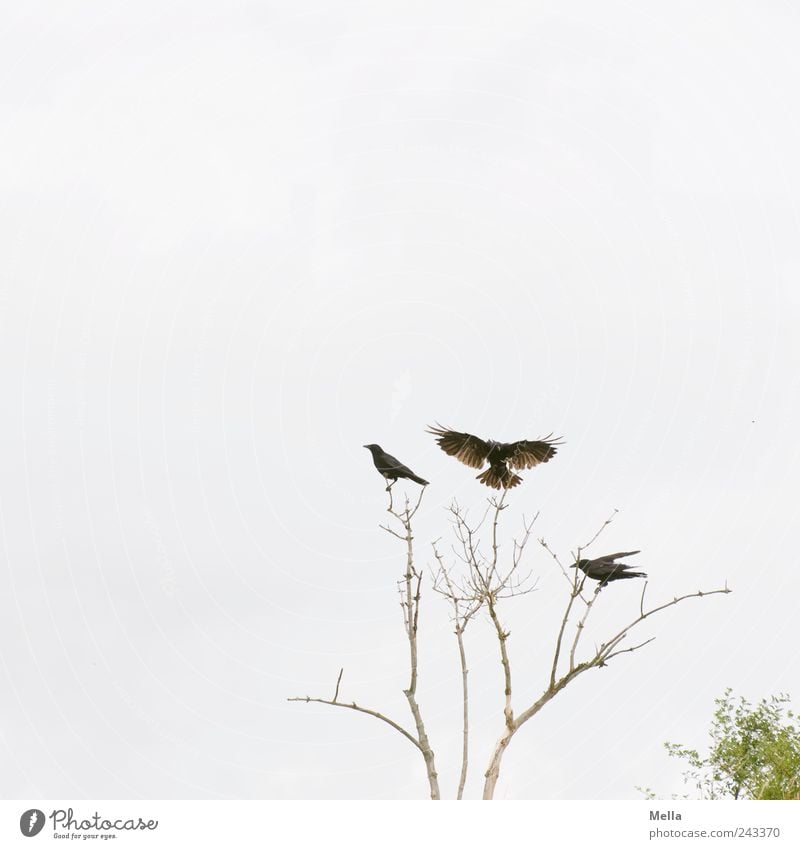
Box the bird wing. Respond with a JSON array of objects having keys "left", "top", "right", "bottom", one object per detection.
[
  {"left": 506, "top": 435, "right": 562, "bottom": 470},
  {"left": 589, "top": 562, "right": 627, "bottom": 579},
  {"left": 427, "top": 424, "right": 490, "bottom": 469},
  {"left": 595, "top": 550, "right": 641, "bottom": 562},
  {"left": 378, "top": 451, "right": 414, "bottom": 476}
]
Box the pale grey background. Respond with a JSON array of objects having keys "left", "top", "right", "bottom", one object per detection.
[{"left": 1, "top": 0, "right": 799, "bottom": 799}]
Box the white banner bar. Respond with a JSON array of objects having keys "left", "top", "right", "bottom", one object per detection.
[{"left": 2, "top": 800, "right": 798, "bottom": 849}]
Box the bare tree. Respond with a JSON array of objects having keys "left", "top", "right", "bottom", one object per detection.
[
  {"left": 288, "top": 486, "right": 441, "bottom": 800},
  {"left": 431, "top": 561, "right": 479, "bottom": 799},
  {"left": 291, "top": 491, "right": 730, "bottom": 800},
  {"left": 466, "top": 505, "right": 730, "bottom": 799},
  {"left": 431, "top": 493, "right": 538, "bottom": 797}
]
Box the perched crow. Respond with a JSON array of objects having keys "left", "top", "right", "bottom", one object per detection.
[
  {"left": 426, "top": 424, "right": 562, "bottom": 489},
  {"left": 571, "top": 551, "right": 646, "bottom": 586},
  {"left": 363, "top": 444, "right": 428, "bottom": 490}
]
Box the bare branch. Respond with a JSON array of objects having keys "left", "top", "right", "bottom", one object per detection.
[
  {"left": 333, "top": 668, "right": 343, "bottom": 702},
  {"left": 390, "top": 488, "right": 439, "bottom": 799},
  {"left": 291, "top": 485, "right": 440, "bottom": 799},
  {"left": 595, "top": 585, "right": 732, "bottom": 667},
  {"left": 432, "top": 545, "right": 480, "bottom": 800},
  {"left": 602, "top": 636, "right": 656, "bottom": 664},
  {"left": 539, "top": 536, "right": 571, "bottom": 584},
  {"left": 520, "top": 583, "right": 731, "bottom": 735},
  {"left": 549, "top": 566, "right": 585, "bottom": 689},
  {"left": 569, "top": 583, "right": 602, "bottom": 672},
  {"left": 288, "top": 694, "right": 421, "bottom": 751},
  {"left": 487, "top": 593, "right": 513, "bottom": 729},
  {"left": 486, "top": 490, "right": 508, "bottom": 586},
  {"left": 379, "top": 524, "right": 407, "bottom": 540},
  {"left": 512, "top": 512, "right": 539, "bottom": 569},
  {"left": 483, "top": 509, "right": 730, "bottom": 799},
  {"left": 547, "top": 509, "right": 623, "bottom": 687},
  {"left": 578, "top": 508, "right": 619, "bottom": 553}
]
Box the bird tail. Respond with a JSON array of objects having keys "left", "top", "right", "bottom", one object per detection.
[
  {"left": 477, "top": 465, "right": 522, "bottom": 489},
  {"left": 408, "top": 473, "right": 429, "bottom": 486},
  {"left": 611, "top": 570, "right": 648, "bottom": 581}
]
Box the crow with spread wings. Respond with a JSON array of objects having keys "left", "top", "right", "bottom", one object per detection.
[{"left": 426, "top": 424, "right": 562, "bottom": 489}]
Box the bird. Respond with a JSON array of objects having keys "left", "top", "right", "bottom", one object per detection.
[
  {"left": 571, "top": 551, "right": 646, "bottom": 586},
  {"left": 363, "top": 444, "right": 429, "bottom": 490},
  {"left": 426, "top": 424, "right": 562, "bottom": 489}
]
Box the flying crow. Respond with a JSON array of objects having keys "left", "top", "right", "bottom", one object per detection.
[
  {"left": 363, "top": 444, "right": 428, "bottom": 490},
  {"left": 426, "top": 424, "right": 562, "bottom": 489},
  {"left": 571, "top": 551, "right": 646, "bottom": 586}
]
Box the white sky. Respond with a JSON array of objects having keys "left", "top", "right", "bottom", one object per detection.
[{"left": 1, "top": 0, "right": 799, "bottom": 800}]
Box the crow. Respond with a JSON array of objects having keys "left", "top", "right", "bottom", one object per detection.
[
  {"left": 426, "top": 424, "right": 562, "bottom": 489},
  {"left": 363, "top": 444, "right": 428, "bottom": 490},
  {"left": 571, "top": 551, "right": 646, "bottom": 586}
]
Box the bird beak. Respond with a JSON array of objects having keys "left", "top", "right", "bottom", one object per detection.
[{"left": 362, "top": 444, "right": 368, "bottom": 448}]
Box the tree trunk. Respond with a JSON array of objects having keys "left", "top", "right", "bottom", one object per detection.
[{"left": 483, "top": 725, "right": 515, "bottom": 799}]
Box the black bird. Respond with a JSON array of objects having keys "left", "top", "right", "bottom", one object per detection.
[
  {"left": 427, "top": 424, "right": 562, "bottom": 489},
  {"left": 363, "top": 444, "right": 429, "bottom": 490},
  {"left": 571, "top": 551, "right": 646, "bottom": 586}
]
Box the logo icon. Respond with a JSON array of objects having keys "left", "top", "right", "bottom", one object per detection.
[{"left": 19, "top": 809, "right": 45, "bottom": 837}]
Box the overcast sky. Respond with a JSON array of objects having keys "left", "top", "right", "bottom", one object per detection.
[{"left": 2, "top": 0, "right": 799, "bottom": 800}]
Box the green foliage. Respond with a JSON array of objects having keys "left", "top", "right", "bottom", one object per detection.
[{"left": 652, "top": 689, "right": 800, "bottom": 800}]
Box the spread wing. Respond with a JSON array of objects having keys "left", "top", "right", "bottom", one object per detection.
[
  {"left": 506, "top": 435, "right": 563, "bottom": 470},
  {"left": 427, "top": 424, "right": 490, "bottom": 469}
]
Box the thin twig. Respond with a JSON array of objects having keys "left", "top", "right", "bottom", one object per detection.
[
  {"left": 432, "top": 545, "right": 481, "bottom": 800},
  {"left": 569, "top": 584, "right": 602, "bottom": 671},
  {"left": 602, "top": 636, "right": 656, "bottom": 663},
  {"left": 579, "top": 508, "right": 619, "bottom": 551},
  {"left": 288, "top": 694, "right": 421, "bottom": 750},
  {"left": 333, "top": 668, "right": 343, "bottom": 702},
  {"left": 550, "top": 567, "right": 585, "bottom": 689}
]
